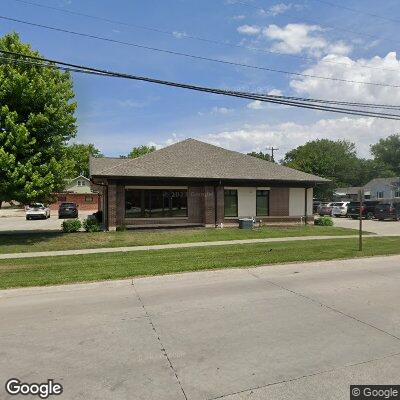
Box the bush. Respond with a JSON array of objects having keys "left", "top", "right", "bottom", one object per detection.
[
  {"left": 314, "top": 216, "right": 334, "bottom": 226},
  {"left": 62, "top": 219, "right": 82, "bottom": 233},
  {"left": 116, "top": 225, "right": 127, "bottom": 232},
  {"left": 92, "top": 210, "right": 103, "bottom": 224},
  {"left": 83, "top": 217, "right": 102, "bottom": 232}
]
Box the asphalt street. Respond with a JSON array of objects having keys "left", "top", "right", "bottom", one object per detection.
[{"left": 1, "top": 255, "right": 400, "bottom": 399}]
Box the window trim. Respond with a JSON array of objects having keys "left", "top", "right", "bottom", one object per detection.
[
  {"left": 256, "top": 189, "right": 270, "bottom": 216},
  {"left": 224, "top": 189, "right": 238, "bottom": 217}
]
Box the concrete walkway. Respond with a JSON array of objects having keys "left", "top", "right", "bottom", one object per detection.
[{"left": 1, "top": 233, "right": 398, "bottom": 260}]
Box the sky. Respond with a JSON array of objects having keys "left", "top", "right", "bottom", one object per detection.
[{"left": 1, "top": 0, "right": 400, "bottom": 160}]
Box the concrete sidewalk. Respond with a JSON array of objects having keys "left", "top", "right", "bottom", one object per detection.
[{"left": 0, "top": 233, "right": 397, "bottom": 260}]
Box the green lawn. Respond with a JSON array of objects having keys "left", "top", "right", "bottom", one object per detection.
[
  {"left": 0, "top": 225, "right": 369, "bottom": 254},
  {"left": 0, "top": 236, "right": 398, "bottom": 289}
]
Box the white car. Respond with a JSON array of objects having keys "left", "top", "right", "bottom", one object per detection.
[
  {"left": 25, "top": 203, "right": 51, "bottom": 220},
  {"left": 331, "top": 201, "right": 350, "bottom": 217}
]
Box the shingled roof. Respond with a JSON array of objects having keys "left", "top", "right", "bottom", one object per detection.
[{"left": 90, "top": 139, "right": 328, "bottom": 183}]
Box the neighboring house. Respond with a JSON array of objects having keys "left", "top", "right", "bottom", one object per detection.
[
  {"left": 90, "top": 139, "right": 328, "bottom": 230},
  {"left": 50, "top": 175, "right": 99, "bottom": 211},
  {"left": 334, "top": 177, "right": 400, "bottom": 202},
  {"left": 363, "top": 177, "right": 400, "bottom": 201},
  {"left": 333, "top": 187, "right": 363, "bottom": 201}
]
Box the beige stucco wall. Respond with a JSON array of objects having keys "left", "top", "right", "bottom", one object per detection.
[
  {"left": 289, "top": 187, "right": 313, "bottom": 216},
  {"left": 226, "top": 187, "right": 270, "bottom": 218}
]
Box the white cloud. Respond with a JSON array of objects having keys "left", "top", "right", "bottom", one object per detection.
[
  {"left": 259, "top": 3, "right": 292, "bottom": 17},
  {"left": 264, "top": 23, "right": 352, "bottom": 56},
  {"left": 212, "top": 106, "right": 234, "bottom": 114},
  {"left": 194, "top": 117, "right": 398, "bottom": 158},
  {"left": 172, "top": 31, "right": 188, "bottom": 39},
  {"left": 237, "top": 25, "right": 261, "bottom": 35},
  {"left": 232, "top": 14, "right": 246, "bottom": 20},
  {"left": 290, "top": 52, "right": 400, "bottom": 104},
  {"left": 247, "top": 89, "right": 283, "bottom": 110}
]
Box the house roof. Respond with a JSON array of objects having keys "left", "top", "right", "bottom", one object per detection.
[
  {"left": 90, "top": 138, "right": 328, "bottom": 183},
  {"left": 334, "top": 186, "right": 363, "bottom": 195},
  {"left": 364, "top": 177, "right": 400, "bottom": 188}
]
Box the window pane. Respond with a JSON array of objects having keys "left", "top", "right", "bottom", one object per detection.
[
  {"left": 150, "top": 190, "right": 165, "bottom": 217},
  {"left": 224, "top": 190, "right": 238, "bottom": 217},
  {"left": 256, "top": 190, "right": 269, "bottom": 216},
  {"left": 125, "top": 189, "right": 144, "bottom": 217},
  {"left": 169, "top": 190, "right": 188, "bottom": 217}
]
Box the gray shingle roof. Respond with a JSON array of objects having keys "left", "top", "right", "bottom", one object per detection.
[
  {"left": 364, "top": 177, "right": 400, "bottom": 188},
  {"left": 90, "top": 139, "right": 328, "bottom": 183}
]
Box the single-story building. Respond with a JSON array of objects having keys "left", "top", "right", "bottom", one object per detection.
[
  {"left": 90, "top": 139, "right": 328, "bottom": 230},
  {"left": 50, "top": 175, "right": 100, "bottom": 211}
]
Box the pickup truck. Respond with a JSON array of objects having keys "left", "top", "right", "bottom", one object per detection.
[{"left": 347, "top": 201, "right": 380, "bottom": 220}]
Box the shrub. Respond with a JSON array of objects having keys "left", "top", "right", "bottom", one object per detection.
[
  {"left": 83, "top": 217, "right": 102, "bottom": 232},
  {"left": 92, "top": 210, "right": 103, "bottom": 223},
  {"left": 314, "top": 216, "right": 334, "bottom": 226},
  {"left": 62, "top": 219, "right": 82, "bottom": 233},
  {"left": 116, "top": 225, "right": 127, "bottom": 232}
]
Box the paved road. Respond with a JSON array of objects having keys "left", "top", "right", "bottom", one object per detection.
[
  {"left": 333, "top": 216, "right": 400, "bottom": 235},
  {"left": 0, "top": 211, "right": 93, "bottom": 234},
  {"left": 1, "top": 256, "right": 400, "bottom": 399}
]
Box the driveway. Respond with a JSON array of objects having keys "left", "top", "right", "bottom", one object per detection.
[
  {"left": 1, "top": 256, "right": 400, "bottom": 399},
  {"left": 332, "top": 216, "right": 400, "bottom": 235},
  {"left": 0, "top": 210, "right": 93, "bottom": 234}
]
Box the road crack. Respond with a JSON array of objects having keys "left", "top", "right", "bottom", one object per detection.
[{"left": 131, "top": 280, "right": 188, "bottom": 400}]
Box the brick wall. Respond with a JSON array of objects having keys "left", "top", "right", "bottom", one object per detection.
[
  {"left": 204, "top": 186, "right": 216, "bottom": 226},
  {"left": 188, "top": 186, "right": 205, "bottom": 223},
  {"left": 50, "top": 193, "right": 99, "bottom": 211},
  {"left": 116, "top": 185, "right": 125, "bottom": 227},
  {"left": 269, "top": 187, "right": 289, "bottom": 216},
  {"left": 107, "top": 183, "right": 117, "bottom": 230}
]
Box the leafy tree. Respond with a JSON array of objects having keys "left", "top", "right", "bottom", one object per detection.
[
  {"left": 370, "top": 134, "right": 400, "bottom": 176},
  {"left": 66, "top": 143, "right": 103, "bottom": 178},
  {"left": 247, "top": 151, "right": 272, "bottom": 162},
  {"left": 0, "top": 32, "right": 77, "bottom": 205},
  {"left": 282, "top": 139, "right": 360, "bottom": 199},
  {"left": 125, "top": 145, "right": 156, "bottom": 159}
]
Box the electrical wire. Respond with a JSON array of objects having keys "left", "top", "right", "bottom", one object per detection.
[
  {"left": 1, "top": 14, "right": 400, "bottom": 89},
  {"left": 1, "top": 51, "right": 400, "bottom": 120},
  {"left": 8, "top": 0, "right": 400, "bottom": 74}
]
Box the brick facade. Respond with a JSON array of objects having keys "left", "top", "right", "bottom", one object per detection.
[
  {"left": 269, "top": 187, "right": 290, "bottom": 216},
  {"left": 50, "top": 193, "right": 99, "bottom": 211},
  {"left": 102, "top": 183, "right": 309, "bottom": 229}
]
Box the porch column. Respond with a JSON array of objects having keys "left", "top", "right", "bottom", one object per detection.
[
  {"left": 107, "top": 183, "right": 117, "bottom": 231},
  {"left": 204, "top": 186, "right": 215, "bottom": 226}
]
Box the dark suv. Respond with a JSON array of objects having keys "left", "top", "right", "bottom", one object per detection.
[
  {"left": 347, "top": 201, "right": 380, "bottom": 220},
  {"left": 58, "top": 202, "right": 79, "bottom": 219},
  {"left": 374, "top": 202, "right": 400, "bottom": 221}
]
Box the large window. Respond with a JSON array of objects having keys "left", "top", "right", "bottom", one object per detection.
[
  {"left": 125, "top": 189, "right": 187, "bottom": 218},
  {"left": 224, "top": 190, "right": 238, "bottom": 217},
  {"left": 256, "top": 190, "right": 269, "bottom": 216},
  {"left": 395, "top": 189, "right": 400, "bottom": 198},
  {"left": 377, "top": 191, "right": 384, "bottom": 199}
]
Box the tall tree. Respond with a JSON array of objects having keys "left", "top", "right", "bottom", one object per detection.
[
  {"left": 66, "top": 143, "right": 103, "bottom": 178},
  {"left": 370, "top": 134, "right": 400, "bottom": 176},
  {"left": 282, "top": 139, "right": 360, "bottom": 199},
  {"left": 126, "top": 145, "right": 156, "bottom": 158},
  {"left": 0, "top": 33, "right": 77, "bottom": 204},
  {"left": 247, "top": 151, "right": 272, "bottom": 162}
]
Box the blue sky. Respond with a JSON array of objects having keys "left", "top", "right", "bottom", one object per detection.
[{"left": 1, "top": 0, "right": 400, "bottom": 159}]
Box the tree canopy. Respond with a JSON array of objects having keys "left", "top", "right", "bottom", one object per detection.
[
  {"left": 247, "top": 151, "right": 272, "bottom": 162},
  {"left": 0, "top": 33, "right": 77, "bottom": 204},
  {"left": 65, "top": 143, "right": 103, "bottom": 178},
  {"left": 370, "top": 134, "right": 400, "bottom": 176},
  {"left": 125, "top": 145, "right": 156, "bottom": 158}
]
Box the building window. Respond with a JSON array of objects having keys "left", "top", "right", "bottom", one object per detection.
[
  {"left": 256, "top": 190, "right": 269, "bottom": 216},
  {"left": 224, "top": 189, "right": 238, "bottom": 217},
  {"left": 377, "top": 191, "right": 384, "bottom": 199},
  {"left": 85, "top": 196, "right": 94, "bottom": 203},
  {"left": 125, "top": 189, "right": 187, "bottom": 218},
  {"left": 395, "top": 189, "right": 400, "bottom": 198},
  {"left": 77, "top": 180, "right": 85, "bottom": 187}
]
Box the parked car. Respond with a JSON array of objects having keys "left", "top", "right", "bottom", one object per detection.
[
  {"left": 374, "top": 202, "right": 400, "bottom": 221},
  {"left": 58, "top": 202, "right": 79, "bottom": 219},
  {"left": 25, "top": 203, "right": 50, "bottom": 220},
  {"left": 331, "top": 202, "right": 350, "bottom": 217},
  {"left": 347, "top": 201, "right": 380, "bottom": 220},
  {"left": 313, "top": 201, "right": 322, "bottom": 214},
  {"left": 318, "top": 202, "right": 333, "bottom": 216}
]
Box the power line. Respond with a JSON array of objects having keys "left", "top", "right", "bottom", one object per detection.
[
  {"left": 310, "top": 0, "right": 400, "bottom": 25},
  {"left": 2, "top": 14, "right": 400, "bottom": 89},
  {"left": 8, "top": 0, "right": 400, "bottom": 74},
  {"left": 1, "top": 50, "right": 400, "bottom": 120}
]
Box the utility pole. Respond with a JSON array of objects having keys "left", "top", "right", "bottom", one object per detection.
[
  {"left": 266, "top": 146, "right": 279, "bottom": 162},
  {"left": 358, "top": 188, "right": 364, "bottom": 251}
]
